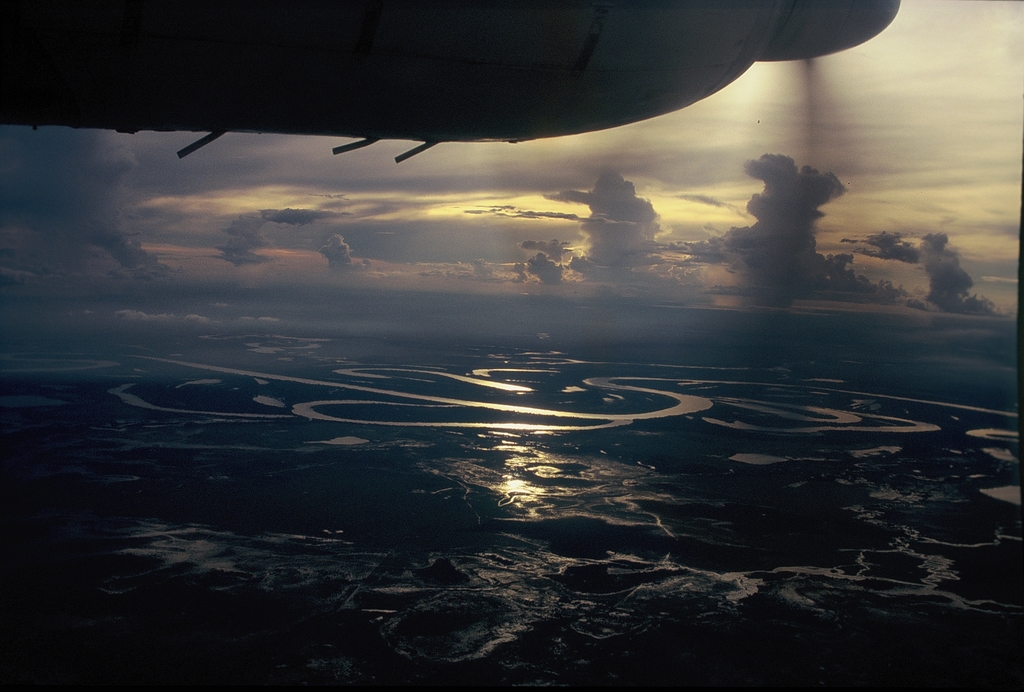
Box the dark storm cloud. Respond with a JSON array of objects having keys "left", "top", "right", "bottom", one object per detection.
[
  {"left": 260, "top": 208, "right": 343, "bottom": 225},
  {"left": 0, "top": 127, "right": 166, "bottom": 278},
  {"left": 521, "top": 239, "right": 571, "bottom": 258},
  {"left": 818, "top": 253, "right": 906, "bottom": 303},
  {"left": 919, "top": 233, "right": 995, "bottom": 314},
  {"left": 517, "top": 252, "right": 564, "bottom": 285},
  {"left": 678, "top": 236, "right": 728, "bottom": 264},
  {"left": 568, "top": 255, "right": 595, "bottom": 274},
  {"left": 218, "top": 216, "right": 270, "bottom": 266},
  {"left": 838, "top": 231, "right": 995, "bottom": 313},
  {"left": 91, "top": 227, "right": 162, "bottom": 272},
  {"left": 841, "top": 231, "right": 921, "bottom": 263},
  {"left": 683, "top": 154, "right": 908, "bottom": 307},
  {"left": 685, "top": 154, "right": 844, "bottom": 306},
  {"left": 319, "top": 234, "right": 367, "bottom": 271},
  {"left": 549, "top": 171, "right": 660, "bottom": 267}
]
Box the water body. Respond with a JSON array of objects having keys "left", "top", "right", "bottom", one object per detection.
[{"left": 1, "top": 327, "right": 1020, "bottom": 686}]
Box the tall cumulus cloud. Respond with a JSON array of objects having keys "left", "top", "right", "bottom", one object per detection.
[
  {"left": 686, "top": 154, "right": 904, "bottom": 307},
  {"left": 719, "top": 154, "right": 843, "bottom": 306},
  {"left": 919, "top": 233, "right": 994, "bottom": 314},
  {"left": 548, "top": 171, "right": 660, "bottom": 268},
  {"left": 320, "top": 233, "right": 369, "bottom": 271},
  {"left": 0, "top": 127, "right": 165, "bottom": 279}
]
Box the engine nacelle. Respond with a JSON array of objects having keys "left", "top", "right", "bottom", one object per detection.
[{"left": 759, "top": 0, "right": 900, "bottom": 61}]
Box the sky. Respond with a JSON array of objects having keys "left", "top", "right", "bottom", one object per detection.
[{"left": 0, "top": 0, "right": 1022, "bottom": 338}]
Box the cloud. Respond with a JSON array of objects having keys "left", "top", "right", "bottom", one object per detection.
[
  {"left": 726, "top": 154, "right": 845, "bottom": 306},
  {"left": 218, "top": 216, "right": 270, "bottom": 265},
  {"left": 216, "top": 207, "right": 347, "bottom": 266},
  {"left": 115, "top": 310, "right": 212, "bottom": 324},
  {"left": 116, "top": 309, "right": 174, "bottom": 321},
  {"left": 465, "top": 206, "right": 583, "bottom": 222},
  {"left": 679, "top": 194, "right": 729, "bottom": 208},
  {"left": 568, "top": 255, "right": 596, "bottom": 275},
  {"left": 682, "top": 154, "right": 913, "bottom": 307},
  {"left": 0, "top": 128, "right": 166, "bottom": 278},
  {"left": 678, "top": 236, "right": 728, "bottom": 264},
  {"left": 319, "top": 234, "right": 363, "bottom": 270},
  {"left": 521, "top": 239, "right": 571, "bottom": 258},
  {"left": 515, "top": 252, "right": 564, "bottom": 285},
  {"left": 549, "top": 172, "right": 660, "bottom": 267},
  {"left": 470, "top": 258, "right": 493, "bottom": 279},
  {"left": 840, "top": 231, "right": 996, "bottom": 313},
  {"left": 818, "top": 253, "right": 906, "bottom": 304},
  {"left": 90, "top": 225, "right": 163, "bottom": 272},
  {"left": 683, "top": 155, "right": 837, "bottom": 305},
  {"left": 678, "top": 193, "right": 744, "bottom": 215},
  {"left": 842, "top": 231, "right": 921, "bottom": 263},
  {"left": 260, "top": 208, "right": 342, "bottom": 225},
  {"left": 920, "top": 233, "right": 995, "bottom": 314},
  {"left": 0, "top": 267, "right": 33, "bottom": 286}
]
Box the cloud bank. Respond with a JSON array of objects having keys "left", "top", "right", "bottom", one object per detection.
[
  {"left": 841, "top": 231, "right": 995, "bottom": 314},
  {"left": 843, "top": 231, "right": 921, "bottom": 264}
]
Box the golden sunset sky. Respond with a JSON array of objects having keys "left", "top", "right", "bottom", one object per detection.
[{"left": 2, "top": 0, "right": 1021, "bottom": 316}]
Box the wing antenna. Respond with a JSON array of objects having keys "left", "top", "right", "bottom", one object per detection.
[
  {"left": 394, "top": 141, "right": 437, "bottom": 163},
  {"left": 332, "top": 138, "right": 379, "bottom": 155},
  {"left": 176, "top": 131, "right": 226, "bottom": 159}
]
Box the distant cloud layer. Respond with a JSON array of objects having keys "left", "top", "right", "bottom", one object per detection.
[
  {"left": 678, "top": 193, "right": 743, "bottom": 216},
  {"left": 465, "top": 206, "right": 583, "bottom": 222},
  {"left": 2, "top": 40, "right": 1012, "bottom": 319},
  {"left": 520, "top": 239, "right": 571, "bottom": 259},
  {"left": 505, "top": 159, "right": 995, "bottom": 311},
  {"left": 215, "top": 208, "right": 353, "bottom": 267},
  {"left": 260, "top": 208, "right": 341, "bottom": 226},
  {"left": 840, "top": 230, "right": 995, "bottom": 314},
  {"left": 843, "top": 231, "right": 921, "bottom": 264},
  {"left": 115, "top": 310, "right": 211, "bottom": 324}
]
